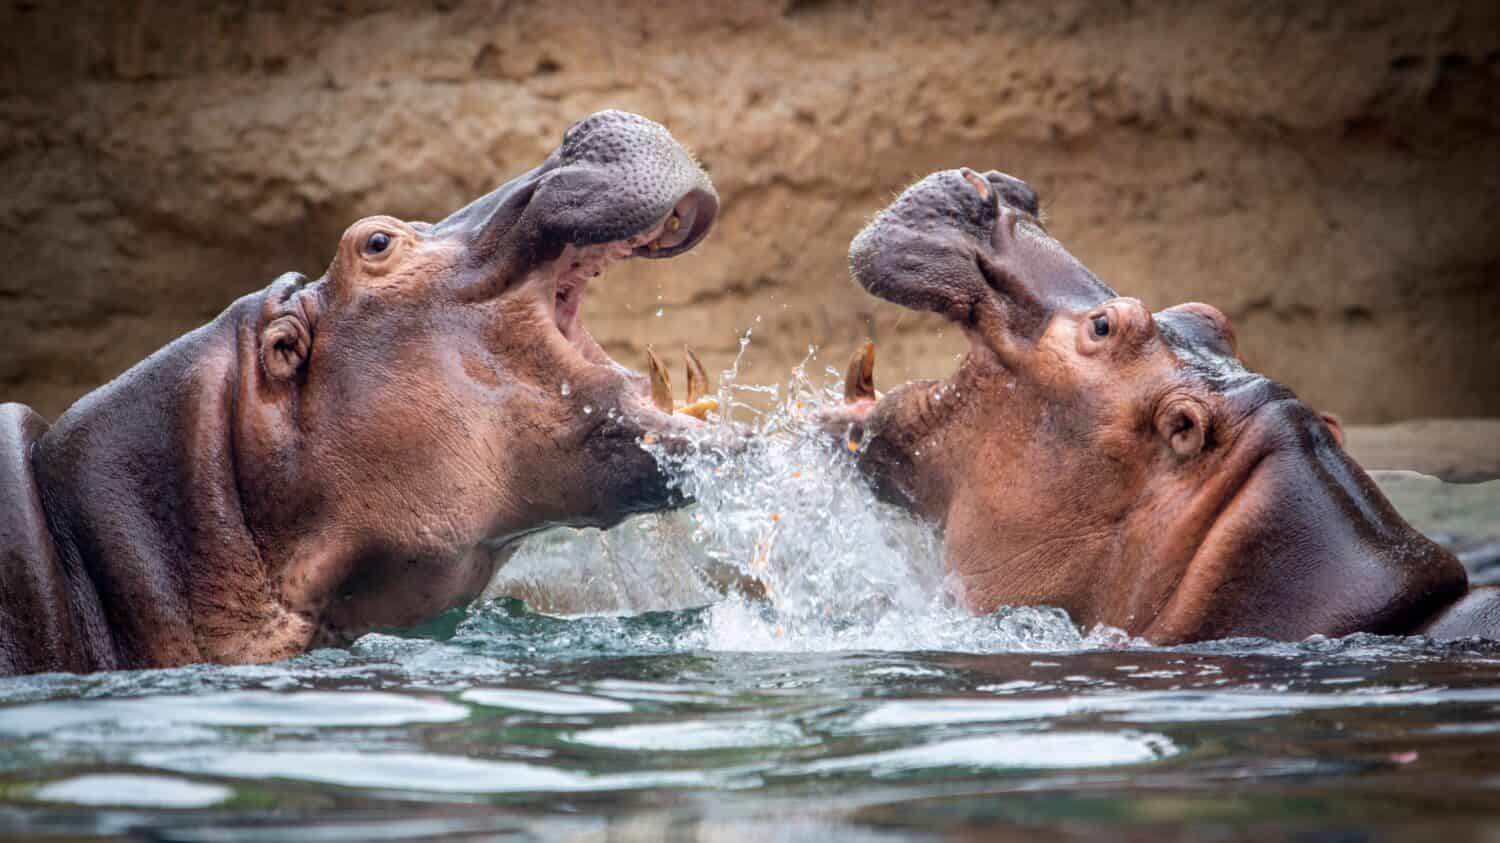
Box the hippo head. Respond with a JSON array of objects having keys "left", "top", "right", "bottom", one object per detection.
[
  {"left": 828, "top": 169, "right": 1466, "bottom": 643},
  {"left": 233, "top": 111, "right": 724, "bottom": 641},
  {"left": 26, "top": 111, "right": 723, "bottom": 670}
]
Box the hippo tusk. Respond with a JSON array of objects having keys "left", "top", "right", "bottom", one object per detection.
[
  {"left": 675, "top": 346, "right": 718, "bottom": 419},
  {"left": 684, "top": 347, "right": 710, "bottom": 403},
  {"left": 646, "top": 347, "right": 675, "bottom": 413},
  {"left": 844, "top": 341, "right": 876, "bottom": 403}
]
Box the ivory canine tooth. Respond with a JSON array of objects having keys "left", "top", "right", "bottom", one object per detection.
[
  {"left": 665, "top": 213, "right": 682, "bottom": 233},
  {"left": 672, "top": 346, "right": 718, "bottom": 418},
  {"left": 646, "top": 347, "right": 674, "bottom": 413},
  {"left": 684, "top": 346, "right": 710, "bottom": 403},
  {"left": 844, "top": 341, "right": 876, "bottom": 403}
]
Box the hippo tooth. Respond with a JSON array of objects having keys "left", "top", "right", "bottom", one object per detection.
[
  {"left": 665, "top": 213, "right": 682, "bottom": 233},
  {"left": 844, "top": 341, "right": 876, "bottom": 403},
  {"left": 684, "top": 346, "right": 710, "bottom": 403},
  {"left": 646, "top": 347, "right": 675, "bottom": 413}
]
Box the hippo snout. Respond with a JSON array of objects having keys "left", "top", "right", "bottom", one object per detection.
[
  {"left": 849, "top": 167, "right": 1110, "bottom": 324},
  {"left": 433, "top": 110, "right": 717, "bottom": 265},
  {"left": 846, "top": 168, "right": 1004, "bottom": 319},
  {"left": 541, "top": 110, "right": 718, "bottom": 256}
]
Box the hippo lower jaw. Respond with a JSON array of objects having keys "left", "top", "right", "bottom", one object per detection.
[
  {"left": 821, "top": 334, "right": 997, "bottom": 515},
  {"left": 534, "top": 192, "right": 721, "bottom": 431}
]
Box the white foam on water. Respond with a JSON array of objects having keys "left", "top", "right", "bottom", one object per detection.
[
  {"left": 461, "top": 687, "right": 633, "bottom": 715},
  {"left": 135, "top": 749, "right": 726, "bottom": 794},
  {"left": 0, "top": 690, "right": 468, "bottom": 737},
  {"left": 792, "top": 731, "right": 1178, "bottom": 775},
  {"left": 565, "top": 719, "right": 812, "bottom": 752},
  {"left": 31, "top": 774, "right": 232, "bottom": 809}
]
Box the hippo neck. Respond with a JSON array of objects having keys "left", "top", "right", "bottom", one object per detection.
[
  {"left": 0, "top": 404, "right": 116, "bottom": 674},
  {"left": 32, "top": 293, "right": 305, "bottom": 670},
  {"left": 1140, "top": 404, "right": 1468, "bottom": 642}
]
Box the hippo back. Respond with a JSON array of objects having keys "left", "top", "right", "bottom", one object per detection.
[{"left": 0, "top": 403, "right": 114, "bottom": 675}]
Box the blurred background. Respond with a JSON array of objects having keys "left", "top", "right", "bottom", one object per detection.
[{"left": 2, "top": 0, "right": 1497, "bottom": 424}]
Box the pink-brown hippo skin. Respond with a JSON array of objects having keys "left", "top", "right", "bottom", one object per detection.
[
  {"left": 827, "top": 168, "right": 1496, "bottom": 644},
  {"left": 0, "top": 110, "right": 721, "bottom": 676}
]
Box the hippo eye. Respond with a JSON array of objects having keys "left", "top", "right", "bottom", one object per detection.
[
  {"left": 365, "top": 231, "right": 392, "bottom": 255},
  {"left": 1090, "top": 314, "right": 1111, "bottom": 338}
]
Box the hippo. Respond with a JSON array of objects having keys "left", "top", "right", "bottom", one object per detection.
[
  {"left": 826, "top": 167, "right": 1498, "bottom": 643},
  {"left": 0, "top": 110, "right": 722, "bottom": 676}
]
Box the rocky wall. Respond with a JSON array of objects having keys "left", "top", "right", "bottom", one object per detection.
[{"left": 2, "top": 0, "right": 1497, "bottom": 422}]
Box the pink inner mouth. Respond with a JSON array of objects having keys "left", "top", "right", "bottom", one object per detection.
[{"left": 551, "top": 220, "right": 668, "bottom": 345}]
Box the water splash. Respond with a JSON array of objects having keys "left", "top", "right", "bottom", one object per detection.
[{"left": 489, "top": 342, "right": 1101, "bottom": 653}]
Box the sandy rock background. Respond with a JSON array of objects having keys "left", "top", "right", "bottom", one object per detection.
[{"left": 2, "top": 0, "right": 1497, "bottom": 423}]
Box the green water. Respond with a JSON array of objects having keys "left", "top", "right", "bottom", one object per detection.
[{"left": 3, "top": 599, "right": 1500, "bottom": 842}]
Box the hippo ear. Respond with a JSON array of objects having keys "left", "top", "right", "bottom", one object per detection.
[
  {"left": 258, "top": 272, "right": 315, "bottom": 382},
  {"left": 1156, "top": 398, "right": 1210, "bottom": 458},
  {"left": 1319, "top": 412, "right": 1346, "bottom": 448},
  {"left": 261, "top": 315, "right": 310, "bottom": 380}
]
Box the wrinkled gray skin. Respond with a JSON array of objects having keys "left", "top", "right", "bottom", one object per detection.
[{"left": 0, "top": 110, "right": 718, "bottom": 676}]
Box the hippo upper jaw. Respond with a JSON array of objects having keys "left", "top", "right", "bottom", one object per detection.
[
  {"left": 438, "top": 111, "right": 722, "bottom": 443},
  {"left": 848, "top": 168, "right": 1112, "bottom": 363}
]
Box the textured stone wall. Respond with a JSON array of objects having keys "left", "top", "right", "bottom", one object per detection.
[{"left": 2, "top": 0, "right": 1497, "bottom": 422}]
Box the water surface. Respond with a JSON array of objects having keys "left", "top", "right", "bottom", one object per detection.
[{"left": 3, "top": 356, "right": 1497, "bottom": 842}]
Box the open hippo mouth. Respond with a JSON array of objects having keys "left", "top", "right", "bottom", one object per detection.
[
  {"left": 825, "top": 167, "right": 1107, "bottom": 467},
  {"left": 550, "top": 192, "right": 708, "bottom": 345},
  {"left": 543, "top": 191, "right": 717, "bottom": 423},
  {"left": 434, "top": 110, "right": 721, "bottom": 421}
]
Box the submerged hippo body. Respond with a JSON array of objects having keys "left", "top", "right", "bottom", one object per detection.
[
  {"left": 0, "top": 110, "right": 719, "bottom": 676},
  {"left": 830, "top": 168, "right": 1496, "bottom": 643}
]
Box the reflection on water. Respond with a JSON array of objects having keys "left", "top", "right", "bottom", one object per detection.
[
  {"left": 3, "top": 608, "right": 1500, "bottom": 841},
  {"left": 3, "top": 354, "right": 1499, "bottom": 841},
  {"left": 4, "top": 625, "right": 1500, "bottom": 841}
]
